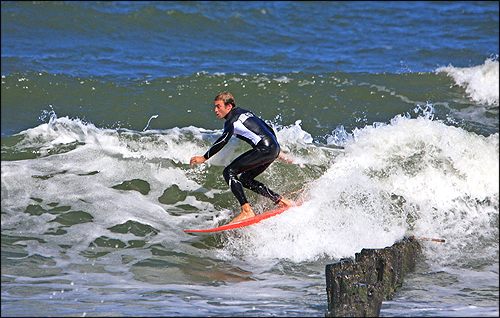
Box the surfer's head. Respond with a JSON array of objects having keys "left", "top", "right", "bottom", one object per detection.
[
  {"left": 215, "top": 91, "right": 236, "bottom": 109},
  {"left": 214, "top": 91, "right": 235, "bottom": 119}
]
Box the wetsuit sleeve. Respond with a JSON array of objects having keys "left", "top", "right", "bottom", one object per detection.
[{"left": 203, "top": 122, "right": 234, "bottom": 160}]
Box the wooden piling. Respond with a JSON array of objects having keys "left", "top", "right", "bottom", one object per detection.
[{"left": 325, "top": 237, "right": 421, "bottom": 317}]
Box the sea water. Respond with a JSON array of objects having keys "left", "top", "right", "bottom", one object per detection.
[{"left": 1, "top": 1, "right": 498, "bottom": 316}]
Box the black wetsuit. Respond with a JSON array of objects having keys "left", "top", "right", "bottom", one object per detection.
[{"left": 203, "top": 107, "right": 282, "bottom": 206}]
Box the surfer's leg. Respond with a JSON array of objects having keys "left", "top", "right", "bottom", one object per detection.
[
  {"left": 231, "top": 143, "right": 290, "bottom": 206},
  {"left": 223, "top": 149, "right": 263, "bottom": 222},
  {"left": 223, "top": 142, "right": 287, "bottom": 222},
  {"left": 223, "top": 158, "right": 253, "bottom": 207},
  {"left": 240, "top": 172, "right": 292, "bottom": 207},
  {"left": 223, "top": 146, "right": 275, "bottom": 205},
  {"left": 239, "top": 161, "right": 293, "bottom": 207},
  {"left": 223, "top": 168, "right": 248, "bottom": 206},
  {"left": 239, "top": 164, "right": 283, "bottom": 204}
]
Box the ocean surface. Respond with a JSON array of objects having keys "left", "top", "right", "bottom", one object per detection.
[{"left": 1, "top": 1, "right": 498, "bottom": 316}]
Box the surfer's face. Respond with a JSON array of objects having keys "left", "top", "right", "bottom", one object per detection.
[{"left": 214, "top": 100, "right": 232, "bottom": 119}]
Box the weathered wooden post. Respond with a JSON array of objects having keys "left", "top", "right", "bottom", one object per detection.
[{"left": 326, "top": 237, "right": 422, "bottom": 317}]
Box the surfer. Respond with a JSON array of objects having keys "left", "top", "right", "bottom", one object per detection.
[{"left": 190, "top": 91, "right": 293, "bottom": 224}]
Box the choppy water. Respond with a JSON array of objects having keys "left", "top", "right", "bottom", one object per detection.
[{"left": 1, "top": 1, "right": 498, "bottom": 316}]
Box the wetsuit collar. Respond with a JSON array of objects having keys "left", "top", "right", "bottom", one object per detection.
[{"left": 224, "top": 106, "right": 239, "bottom": 120}]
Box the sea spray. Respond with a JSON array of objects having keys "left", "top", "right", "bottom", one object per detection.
[
  {"left": 437, "top": 56, "right": 499, "bottom": 106},
  {"left": 220, "top": 110, "right": 499, "bottom": 265}
]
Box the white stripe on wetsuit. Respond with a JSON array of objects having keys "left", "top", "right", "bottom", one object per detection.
[{"left": 233, "top": 113, "right": 262, "bottom": 146}]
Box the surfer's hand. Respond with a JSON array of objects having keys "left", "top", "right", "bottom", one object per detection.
[
  {"left": 190, "top": 156, "right": 206, "bottom": 166},
  {"left": 278, "top": 151, "right": 293, "bottom": 163}
]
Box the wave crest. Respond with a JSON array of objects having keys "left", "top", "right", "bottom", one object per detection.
[{"left": 437, "top": 57, "right": 499, "bottom": 106}]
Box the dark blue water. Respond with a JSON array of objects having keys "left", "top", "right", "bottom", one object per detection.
[{"left": 2, "top": 1, "right": 497, "bottom": 79}]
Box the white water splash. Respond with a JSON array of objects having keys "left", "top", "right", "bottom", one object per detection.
[{"left": 437, "top": 57, "right": 499, "bottom": 106}]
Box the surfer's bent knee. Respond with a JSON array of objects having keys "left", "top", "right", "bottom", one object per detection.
[{"left": 223, "top": 166, "right": 237, "bottom": 184}]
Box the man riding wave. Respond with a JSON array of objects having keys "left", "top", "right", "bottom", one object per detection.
[{"left": 190, "top": 91, "right": 292, "bottom": 223}]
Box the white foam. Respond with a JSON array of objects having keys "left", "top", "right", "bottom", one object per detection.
[
  {"left": 273, "top": 120, "right": 340, "bottom": 167},
  {"left": 436, "top": 57, "right": 499, "bottom": 106},
  {"left": 2, "top": 111, "right": 498, "bottom": 266},
  {"left": 1, "top": 117, "right": 235, "bottom": 265},
  {"left": 222, "top": 113, "right": 499, "bottom": 264}
]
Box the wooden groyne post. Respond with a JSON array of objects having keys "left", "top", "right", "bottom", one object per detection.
[{"left": 325, "top": 236, "right": 422, "bottom": 317}]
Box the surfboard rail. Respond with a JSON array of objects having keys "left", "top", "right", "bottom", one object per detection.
[{"left": 184, "top": 203, "right": 298, "bottom": 234}]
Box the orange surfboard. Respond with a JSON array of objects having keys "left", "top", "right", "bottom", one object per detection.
[{"left": 184, "top": 203, "right": 298, "bottom": 234}]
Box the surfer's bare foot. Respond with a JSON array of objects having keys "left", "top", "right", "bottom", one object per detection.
[
  {"left": 278, "top": 198, "right": 293, "bottom": 207},
  {"left": 228, "top": 203, "right": 255, "bottom": 224}
]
